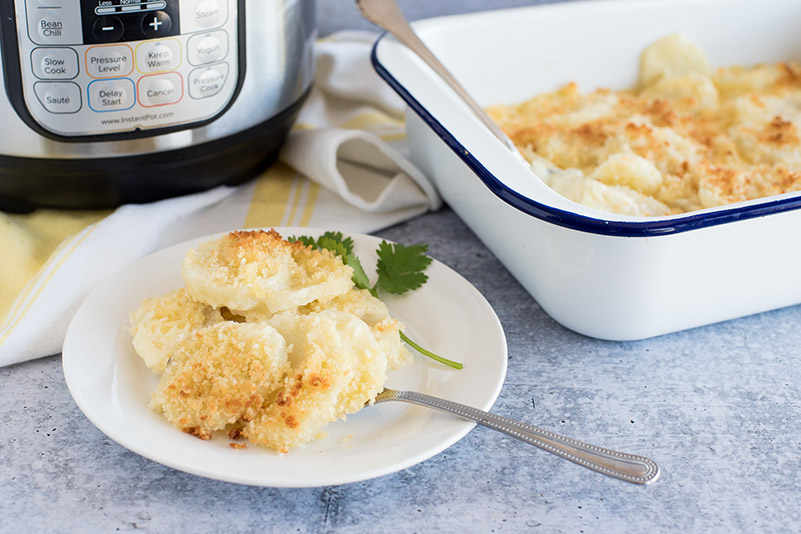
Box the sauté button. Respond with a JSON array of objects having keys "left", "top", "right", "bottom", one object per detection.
[{"left": 33, "top": 82, "right": 82, "bottom": 113}]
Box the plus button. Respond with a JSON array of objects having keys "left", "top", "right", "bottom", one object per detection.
[{"left": 141, "top": 10, "right": 172, "bottom": 37}]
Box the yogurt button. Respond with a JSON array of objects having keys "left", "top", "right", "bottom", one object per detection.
[
  {"left": 33, "top": 82, "right": 81, "bottom": 113},
  {"left": 138, "top": 73, "right": 183, "bottom": 106},
  {"left": 195, "top": 1, "right": 223, "bottom": 28},
  {"left": 189, "top": 63, "right": 228, "bottom": 99},
  {"left": 187, "top": 31, "right": 228, "bottom": 65},
  {"left": 88, "top": 79, "right": 135, "bottom": 111}
]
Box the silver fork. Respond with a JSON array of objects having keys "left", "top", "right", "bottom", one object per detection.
[{"left": 373, "top": 388, "right": 660, "bottom": 485}]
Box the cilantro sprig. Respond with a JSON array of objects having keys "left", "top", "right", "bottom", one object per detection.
[{"left": 289, "top": 231, "right": 463, "bottom": 370}]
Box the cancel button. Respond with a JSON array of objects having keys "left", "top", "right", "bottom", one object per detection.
[{"left": 137, "top": 72, "right": 183, "bottom": 107}]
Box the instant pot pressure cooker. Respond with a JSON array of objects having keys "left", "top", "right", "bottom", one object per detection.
[{"left": 0, "top": 0, "right": 315, "bottom": 211}]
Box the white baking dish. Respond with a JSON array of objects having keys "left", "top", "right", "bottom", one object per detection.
[{"left": 372, "top": 0, "right": 801, "bottom": 340}]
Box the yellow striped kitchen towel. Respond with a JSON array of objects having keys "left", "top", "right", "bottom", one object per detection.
[{"left": 0, "top": 31, "right": 440, "bottom": 367}]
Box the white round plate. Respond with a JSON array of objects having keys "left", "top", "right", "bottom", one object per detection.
[{"left": 62, "top": 227, "right": 507, "bottom": 487}]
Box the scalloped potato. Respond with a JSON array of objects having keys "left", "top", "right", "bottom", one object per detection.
[
  {"left": 487, "top": 34, "right": 801, "bottom": 216},
  {"left": 129, "top": 230, "right": 410, "bottom": 452}
]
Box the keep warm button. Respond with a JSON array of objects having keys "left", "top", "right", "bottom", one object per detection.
[{"left": 138, "top": 72, "right": 183, "bottom": 107}]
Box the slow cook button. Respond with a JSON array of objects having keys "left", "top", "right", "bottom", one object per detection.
[
  {"left": 87, "top": 78, "right": 135, "bottom": 112},
  {"left": 86, "top": 45, "right": 134, "bottom": 78},
  {"left": 188, "top": 63, "right": 228, "bottom": 99},
  {"left": 31, "top": 48, "right": 80, "bottom": 80},
  {"left": 135, "top": 39, "right": 182, "bottom": 73},
  {"left": 33, "top": 82, "right": 82, "bottom": 113},
  {"left": 138, "top": 72, "right": 183, "bottom": 107},
  {"left": 187, "top": 31, "right": 228, "bottom": 65}
]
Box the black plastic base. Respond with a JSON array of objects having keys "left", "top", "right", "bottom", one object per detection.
[{"left": 0, "top": 91, "right": 308, "bottom": 213}]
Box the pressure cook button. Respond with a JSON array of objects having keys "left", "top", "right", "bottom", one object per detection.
[
  {"left": 141, "top": 11, "right": 173, "bottom": 38},
  {"left": 33, "top": 82, "right": 82, "bottom": 114},
  {"left": 138, "top": 72, "right": 183, "bottom": 107},
  {"left": 88, "top": 78, "right": 136, "bottom": 112},
  {"left": 31, "top": 48, "right": 80, "bottom": 80},
  {"left": 188, "top": 63, "right": 229, "bottom": 99},
  {"left": 194, "top": 1, "right": 223, "bottom": 28},
  {"left": 86, "top": 45, "right": 134, "bottom": 78},
  {"left": 92, "top": 16, "right": 125, "bottom": 43},
  {"left": 187, "top": 31, "right": 228, "bottom": 65}
]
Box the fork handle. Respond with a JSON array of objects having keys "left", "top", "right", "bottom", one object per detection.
[{"left": 376, "top": 389, "right": 660, "bottom": 485}]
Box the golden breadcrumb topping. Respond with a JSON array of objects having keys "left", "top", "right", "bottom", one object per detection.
[
  {"left": 130, "top": 229, "right": 406, "bottom": 452},
  {"left": 486, "top": 35, "right": 801, "bottom": 216},
  {"left": 182, "top": 229, "right": 353, "bottom": 314}
]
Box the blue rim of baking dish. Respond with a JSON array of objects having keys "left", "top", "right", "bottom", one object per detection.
[{"left": 371, "top": 34, "right": 801, "bottom": 238}]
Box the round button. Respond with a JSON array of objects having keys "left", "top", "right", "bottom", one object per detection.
[
  {"left": 33, "top": 82, "right": 82, "bottom": 114},
  {"left": 189, "top": 64, "right": 228, "bottom": 99},
  {"left": 38, "top": 15, "right": 66, "bottom": 41},
  {"left": 141, "top": 11, "right": 172, "bottom": 38},
  {"left": 138, "top": 73, "right": 183, "bottom": 106},
  {"left": 93, "top": 16, "right": 124, "bottom": 43},
  {"left": 88, "top": 79, "right": 136, "bottom": 112},
  {"left": 195, "top": 1, "right": 222, "bottom": 28}
]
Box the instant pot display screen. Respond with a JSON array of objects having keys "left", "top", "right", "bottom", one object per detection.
[
  {"left": 79, "top": 1, "right": 183, "bottom": 45},
  {"left": 2, "top": 0, "right": 241, "bottom": 139}
]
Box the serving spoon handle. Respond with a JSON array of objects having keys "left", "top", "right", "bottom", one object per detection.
[
  {"left": 373, "top": 388, "right": 660, "bottom": 485},
  {"left": 355, "top": 0, "right": 521, "bottom": 156}
]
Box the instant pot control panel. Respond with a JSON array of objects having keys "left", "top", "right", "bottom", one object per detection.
[{"left": 1, "top": 0, "right": 243, "bottom": 139}]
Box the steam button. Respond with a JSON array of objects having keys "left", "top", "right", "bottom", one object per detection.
[{"left": 194, "top": 1, "right": 223, "bottom": 28}]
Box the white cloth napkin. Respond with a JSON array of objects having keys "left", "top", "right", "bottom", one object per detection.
[{"left": 0, "top": 31, "right": 440, "bottom": 368}]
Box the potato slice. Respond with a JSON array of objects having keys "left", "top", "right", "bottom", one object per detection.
[{"left": 639, "top": 34, "right": 709, "bottom": 88}]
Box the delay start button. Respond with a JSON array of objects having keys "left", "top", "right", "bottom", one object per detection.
[
  {"left": 88, "top": 78, "right": 136, "bottom": 112},
  {"left": 137, "top": 72, "right": 183, "bottom": 107}
]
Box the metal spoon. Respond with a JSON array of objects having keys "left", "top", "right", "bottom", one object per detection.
[
  {"left": 373, "top": 388, "right": 660, "bottom": 485},
  {"left": 356, "top": 0, "right": 528, "bottom": 163}
]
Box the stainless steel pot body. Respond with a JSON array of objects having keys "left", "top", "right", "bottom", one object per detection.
[{"left": 0, "top": 0, "right": 315, "bottom": 209}]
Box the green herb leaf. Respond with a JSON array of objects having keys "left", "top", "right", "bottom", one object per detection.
[
  {"left": 288, "top": 232, "right": 461, "bottom": 369},
  {"left": 345, "top": 253, "right": 371, "bottom": 291},
  {"left": 375, "top": 241, "right": 433, "bottom": 295}
]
